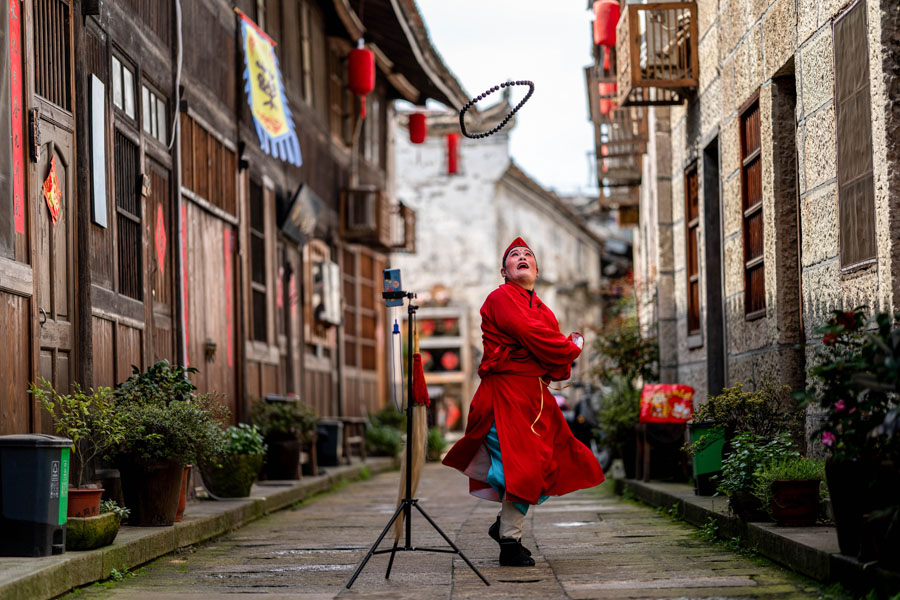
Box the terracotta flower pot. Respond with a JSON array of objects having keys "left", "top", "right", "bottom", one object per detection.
[
  {"left": 770, "top": 479, "right": 821, "bottom": 526},
  {"left": 67, "top": 488, "right": 104, "bottom": 519},
  {"left": 174, "top": 465, "right": 192, "bottom": 523},
  {"left": 118, "top": 456, "right": 184, "bottom": 526}
]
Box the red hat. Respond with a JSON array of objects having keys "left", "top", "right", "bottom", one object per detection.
[{"left": 502, "top": 237, "right": 535, "bottom": 267}]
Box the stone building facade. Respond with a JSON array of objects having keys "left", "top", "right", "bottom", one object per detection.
[{"left": 606, "top": 0, "right": 900, "bottom": 403}]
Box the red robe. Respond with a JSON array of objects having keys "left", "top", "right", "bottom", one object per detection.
[{"left": 442, "top": 282, "right": 605, "bottom": 506}]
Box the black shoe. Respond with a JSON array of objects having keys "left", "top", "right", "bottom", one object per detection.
[
  {"left": 499, "top": 538, "right": 536, "bottom": 567},
  {"left": 490, "top": 517, "right": 532, "bottom": 556}
]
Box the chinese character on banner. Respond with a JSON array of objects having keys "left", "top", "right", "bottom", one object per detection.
[
  {"left": 42, "top": 155, "right": 61, "bottom": 226},
  {"left": 639, "top": 384, "right": 695, "bottom": 424},
  {"left": 237, "top": 10, "right": 302, "bottom": 166}
]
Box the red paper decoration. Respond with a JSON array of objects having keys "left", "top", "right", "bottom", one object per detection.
[
  {"left": 447, "top": 133, "right": 459, "bottom": 174},
  {"left": 348, "top": 45, "right": 375, "bottom": 118},
  {"left": 42, "top": 156, "right": 61, "bottom": 226},
  {"left": 592, "top": 0, "right": 620, "bottom": 47},
  {"left": 598, "top": 82, "right": 618, "bottom": 115},
  {"left": 409, "top": 112, "right": 427, "bottom": 144}
]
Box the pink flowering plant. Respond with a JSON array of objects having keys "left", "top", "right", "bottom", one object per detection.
[{"left": 797, "top": 308, "right": 900, "bottom": 462}]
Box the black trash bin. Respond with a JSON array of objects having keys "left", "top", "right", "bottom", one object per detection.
[
  {"left": 0, "top": 434, "right": 73, "bottom": 557},
  {"left": 316, "top": 420, "right": 343, "bottom": 467}
]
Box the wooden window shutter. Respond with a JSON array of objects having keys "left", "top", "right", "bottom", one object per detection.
[
  {"left": 834, "top": 1, "right": 876, "bottom": 269},
  {"left": 740, "top": 96, "right": 764, "bottom": 319},
  {"left": 114, "top": 131, "right": 143, "bottom": 301},
  {"left": 685, "top": 164, "right": 701, "bottom": 335},
  {"left": 249, "top": 178, "right": 267, "bottom": 342}
]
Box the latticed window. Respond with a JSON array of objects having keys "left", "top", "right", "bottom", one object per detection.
[
  {"left": 740, "top": 96, "right": 764, "bottom": 319},
  {"left": 115, "top": 131, "right": 142, "bottom": 301},
  {"left": 685, "top": 164, "right": 700, "bottom": 335},
  {"left": 249, "top": 179, "right": 267, "bottom": 343},
  {"left": 34, "top": 0, "right": 72, "bottom": 110},
  {"left": 834, "top": 1, "right": 876, "bottom": 269}
]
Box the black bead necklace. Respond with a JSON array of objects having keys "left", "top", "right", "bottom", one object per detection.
[{"left": 458, "top": 80, "right": 535, "bottom": 139}]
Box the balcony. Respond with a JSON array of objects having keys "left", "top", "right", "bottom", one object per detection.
[
  {"left": 599, "top": 153, "right": 642, "bottom": 187},
  {"left": 340, "top": 186, "right": 392, "bottom": 249},
  {"left": 600, "top": 106, "right": 648, "bottom": 156},
  {"left": 616, "top": 1, "right": 698, "bottom": 106},
  {"left": 599, "top": 187, "right": 640, "bottom": 208}
]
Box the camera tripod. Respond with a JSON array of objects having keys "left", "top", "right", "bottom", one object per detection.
[{"left": 345, "top": 290, "right": 489, "bottom": 588}]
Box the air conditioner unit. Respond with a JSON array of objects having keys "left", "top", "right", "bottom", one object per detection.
[
  {"left": 391, "top": 202, "right": 416, "bottom": 253},
  {"left": 341, "top": 186, "right": 392, "bottom": 249},
  {"left": 312, "top": 260, "right": 342, "bottom": 326}
]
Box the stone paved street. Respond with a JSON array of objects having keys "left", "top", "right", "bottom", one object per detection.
[{"left": 68, "top": 463, "right": 830, "bottom": 599}]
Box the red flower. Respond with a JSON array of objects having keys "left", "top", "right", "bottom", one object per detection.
[
  {"left": 836, "top": 311, "right": 856, "bottom": 328},
  {"left": 823, "top": 333, "right": 838, "bottom": 345}
]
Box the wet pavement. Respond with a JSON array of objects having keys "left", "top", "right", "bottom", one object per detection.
[{"left": 67, "top": 462, "right": 831, "bottom": 599}]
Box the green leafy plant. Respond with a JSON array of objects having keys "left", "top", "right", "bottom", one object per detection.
[
  {"left": 699, "top": 516, "right": 719, "bottom": 542},
  {"left": 366, "top": 424, "right": 403, "bottom": 457},
  {"left": 115, "top": 361, "right": 198, "bottom": 405},
  {"left": 751, "top": 456, "right": 825, "bottom": 513},
  {"left": 250, "top": 400, "right": 318, "bottom": 441},
  {"left": 797, "top": 308, "right": 900, "bottom": 461},
  {"left": 114, "top": 392, "right": 229, "bottom": 465},
  {"left": 369, "top": 404, "right": 406, "bottom": 431},
  {"left": 223, "top": 423, "right": 267, "bottom": 456},
  {"left": 716, "top": 432, "right": 799, "bottom": 497},
  {"left": 692, "top": 380, "right": 803, "bottom": 443},
  {"left": 99, "top": 499, "right": 131, "bottom": 521},
  {"left": 426, "top": 427, "right": 447, "bottom": 461},
  {"left": 30, "top": 380, "right": 125, "bottom": 488}
]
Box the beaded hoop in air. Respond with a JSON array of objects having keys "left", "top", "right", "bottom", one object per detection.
[{"left": 458, "top": 80, "right": 535, "bottom": 139}]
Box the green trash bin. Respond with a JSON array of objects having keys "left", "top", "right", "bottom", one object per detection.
[
  {"left": 0, "top": 434, "right": 73, "bottom": 556},
  {"left": 688, "top": 422, "right": 724, "bottom": 496}
]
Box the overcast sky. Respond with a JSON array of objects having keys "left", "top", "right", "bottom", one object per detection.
[{"left": 415, "top": 0, "right": 597, "bottom": 196}]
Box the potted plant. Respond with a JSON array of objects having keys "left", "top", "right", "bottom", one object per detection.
[
  {"left": 29, "top": 380, "right": 125, "bottom": 519},
  {"left": 596, "top": 378, "right": 641, "bottom": 478},
  {"left": 716, "top": 432, "right": 798, "bottom": 521},
  {"left": 200, "top": 424, "right": 267, "bottom": 498},
  {"left": 110, "top": 361, "right": 229, "bottom": 526},
  {"left": 366, "top": 405, "right": 405, "bottom": 457},
  {"left": 251, "top": 398, "right": 317, "bottom": 480},
  {"left": 798, "top": 308, "right": 900, "bottom": 562},
  {"left": 752, "top": 457, "right": 825, "bottom": 526},
  {"left": 66, "top": 500, "right": 130, "bottom": 551}
]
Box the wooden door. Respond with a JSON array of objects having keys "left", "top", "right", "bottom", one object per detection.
[
  {"left": 31, "top": 0, "right": 76, "bottom": 405},
  {"left": 145, "top": 159, "right": 175, "bottom": 364}
]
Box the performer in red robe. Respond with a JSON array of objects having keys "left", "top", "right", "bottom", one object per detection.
[{"left": 442, "top": 237, "right": 605, "bottom": 566}]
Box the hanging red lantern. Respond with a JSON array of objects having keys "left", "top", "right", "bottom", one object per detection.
[
  {"left": 447, "top": 133, "right": 459, "bottom": 174},
  {"left": 348, "top": 41, "right": 375, "bottom": 118},
  {"left": 603, "top": 46, "right": 611, "bottom": 71},
  {"left": 592, "top": 0, "right": 620, "bottom": 47},
  {"left": 601, "top": 145, "right": 609, "bottom": 157},
  {"left": 409, "top": 112, "right": 427, "bottom": 144}
]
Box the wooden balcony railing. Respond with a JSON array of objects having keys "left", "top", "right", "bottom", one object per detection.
[
  {"left": 599, "top": 153, "right": 642, "bottom": 187},
  {"left": 616, "top": 1, "right": 698, "bottom": 106}
]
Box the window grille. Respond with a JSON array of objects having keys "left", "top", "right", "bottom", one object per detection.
[
  {"left": 740, "top": 97, "right": 764, "bottom": 319},
  {"left": 115, "top": 131, "right": 142, "bottom": 301}
]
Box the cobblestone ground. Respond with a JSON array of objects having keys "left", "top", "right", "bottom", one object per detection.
[{"left": 68, "top": 463, "right": 832, "bottom": 599}]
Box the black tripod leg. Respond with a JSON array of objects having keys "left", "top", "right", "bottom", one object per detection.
[
  {"left": 412, "top": 503, "right": 490, "bottom": 586},
  {"left": 384, "top": 539, "right": 400, "bottom": 579},
  {"left": 346, "top": 502, "right": 406, "bottom": 589}
]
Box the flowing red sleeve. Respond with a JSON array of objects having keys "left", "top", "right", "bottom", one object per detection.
[{"left": 484, "top": 288, "right": 581, "bottom": 370}]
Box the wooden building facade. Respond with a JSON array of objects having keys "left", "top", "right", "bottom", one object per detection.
[{"left": 0, "top": 0, "right": 469, "bottom": 433}]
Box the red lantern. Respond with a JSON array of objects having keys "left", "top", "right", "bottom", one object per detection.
[
  {"left": 348, "top": 43, "right": 375, "bottom": 118},
  {"left": 447, "top": 133, "right": 459, "bottom": 174},
  {"left": 592, "top": 0, "right": 619, "bottom": 47},
  {"left": 409, "top": 112, "right": 427, "bottom": 144},
  {"left": 440, "top": 350, "right": 460, "bottom": 372},
  {"left": 603, "top": 46, "right": 611, "bottom": 71},
  {"left": 601, "top": 145, "right": 609, "bottom": 157}
]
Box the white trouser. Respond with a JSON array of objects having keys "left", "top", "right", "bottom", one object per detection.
[{"left": 498, "top": 499, "right": 526, "bottom": 539}]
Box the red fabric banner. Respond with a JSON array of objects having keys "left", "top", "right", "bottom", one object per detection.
[
  {"left": 9, "top": 0, "right": 24, "bottom": 234},
  {"left": 639, "top": 384, "right": 695, "bottom": 423},
  {"left": 224, "top": 228, "right": 233, "bottom": 368}
]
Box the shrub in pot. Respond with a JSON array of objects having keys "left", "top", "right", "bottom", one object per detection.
[
  {"left": 366, "top": 405, "right": 404, "bottom": 457},
  {"left": 797, "top": 308, "right": 900, "bottom": 562},
  {"left": 201, "top": 424, "right": 267, "bottom": 498},
  {"left": 717, "top": 432, "right": 798, "bottom": 521},
  {"left": 29, "top": 380, "right": 125, "bottom": 519},
  {"left": 111, "top": 361, "right": 229, "bottom": 526},
  {"left": 251, "top": 399, "right": 317, "bottom": 480},
  {"left": 752, "top": 457, "right": 825, "bottom": 526}
]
